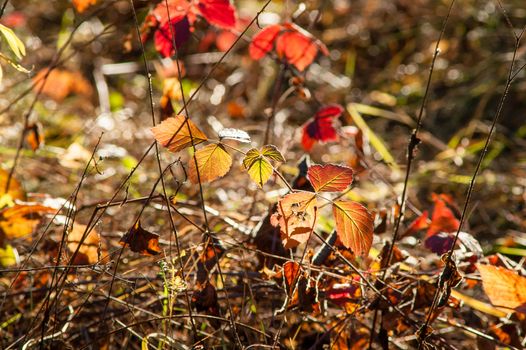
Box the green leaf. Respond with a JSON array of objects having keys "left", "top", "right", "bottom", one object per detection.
[{"left": 243, "top": 145, "right": 284, "bottom": 187}]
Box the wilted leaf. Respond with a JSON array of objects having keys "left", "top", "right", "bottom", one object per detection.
[
  {"left": 33, "top": 68, "right": 93, "bottom": 102},
  {"left": 476, "top": 264, "right": 526, "bottom": 313},
  {"left": 72, "top": 0, "right": 98, "bottom": 13},
  {"left": 0, "top": 203, "right": 56, "bottom": 245},
  {"left": 120, "top": 221, "right": 161, "bottom": 256},
  {"left": 307, "top": 164, "right": 353, "bottom": 192},
  {"left": 270, "top": 191, "right": 317, "bottom": 249},
  {"left": 25, "top": 122, "right": 44, "bottom": 151},
  {"left": 188, "top": 143, "right": 232, "bottom": 183},
  {"left": 333, "top": 201, "right": 374, "bottom": 256},
  {"left": 218, "top": 128, "right": 251, "bottom": 143},
  {"left": 302, "top": 105, "right": 344, "bottom": 151},
  {"left": 154, "top": 16, "right": 191, "bottom": 57},
  {"left": 242, "top": 145, "right": 284, "bottom": 187},
  {"left": 151, "top": 115, "right": 208, "bottom": 153},
  {"left": 0, "top": 168, "right": 25, "bottom": 203},
  {"left": 67, "top": 223, "right": 104, "bottom": 265},
  {"left": 427, "top": 194, "right": 459, "bottom": 237},
  {"left": 282, "top": 261, "right": 301, "bottom": 296},
  {"left": 401, "top": 210, "right": 429, "bottom": 238}
]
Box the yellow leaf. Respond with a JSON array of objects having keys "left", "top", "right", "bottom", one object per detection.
[
  {"left": 242, "top": 145, "right": 284, "bottom": 187},
  {"left": 188, "top": 143, "right": 232, "bottom": 183},
  {"left": 151, "top": 115, "right": 208, "bottom": 153},
  {"left": 0, "top": 168, "right": 25, "bottom": 204}
]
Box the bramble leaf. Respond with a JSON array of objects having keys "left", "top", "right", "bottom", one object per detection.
[
  {"left": 188, "top": 143, "right": 232, "bottom": 183},
  {"left": 151, "top": 115, "right": 208, "bottom": 153},
  {"left": 307, "top": 164, "right": 353, "bottom": 193},
  {"left": 242, "top": 145, "right": 284, "bottom": 187},
  {"left": 270, "top": 191, "right": 317, "bottom": 249},
  {"left": 333, "top": 200, "right": 374, "bottom": 256}
]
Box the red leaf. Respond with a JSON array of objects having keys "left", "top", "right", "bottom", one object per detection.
[
  {"left": 427, "top": 194, "right": 459, "bottom": 237},
  {"left": 402, "top": 210, "right": 429, "bottom": 238},
  {"left": 276, "top": 30, "right": 319, "bottom": 72},
  {"left": 151, "top": 0, "right": 190, "bottom": 26},
  {"left": 301, "top": 105, "right": 343, "bottom": 151},
  {"left": 249, "top": 23, "right": 327, "bottom": 71},
  {"left": 249, "top": 24, "right": 282, "bottom": 60},
  {"left": 197, "top": 0, "right": 236, "bottom": 29},
  {"left": 154, "top": 16, "right": 191, "bottom": 57},
  {"left": 307, "top": 164, "right": 353, "bottom": 192}
]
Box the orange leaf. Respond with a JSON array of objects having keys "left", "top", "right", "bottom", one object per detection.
[
  {"left": 307, "top": 164, "right": 353, "bottom": 192},
  {"left": 72, "top": 0, "right": 98, "bottom": 13},
  {"left": 67, "top": 223, "right": 105, "bottom": 265},
  {"left": 0, "top": 168, "right": 25, "bottom": 202},
  {"left": 283, "top": 261, "right": 301, "bottom": 296},
  {"left": 270, "top": 191, "right": 317, "bottom": 249},
  {"left": 119, "top": 221, "right": 161, "bottom": 256},
  {"left": 0, "top": 204, "right": 56, "bottom": 243},
  {"left": 476, "top": 264, "right": 526, "bottom": 313},
  {"left": 151, "top": 115, "right": 208, "bottom": 153},
  {"left": 33, "top": 68, "right": 92, "bottom": 102},
  {"left": 276, "top": 30, "right": 319, "bottom": 72},
  {"left": 333, "top": 201, "right": 374, "bottom": 256},
  {"left": 188, "top": 143, "right": 232, "bottom": 183}
]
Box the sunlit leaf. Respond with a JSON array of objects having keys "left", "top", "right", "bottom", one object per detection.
[
  {"left": 0, "top": 203, "right": 56, "bottom": 243},
  {"left": 0, "top": 244, "right": 18, "bottom": 267},
  {"left": 0, "top": 168, "right": 25, "bottom": 204},
  {"left": 307, "top": 164, "right": 353, "bottom": 193},
  {"left": 427, "top": 194, "right": 459, "bottom": 237},
  {"left": 72, "top": 0, "right": 98, "bottom": 13},
  {"left": 401, "top": 210, "right": 429, "bottom": 238},
  {"left": 188, "top": 143, "right": 232, "bottom": 183},
  {"left": 249, "top": 23, "right": 327, "bottom": 71},
  {"left": 0, "top": 23, "right": 25, "bottom": 59},
  {"left": 32, "top": 68, "right": 93, "bottom": 102},
  {"left": 270, "top": 191, "right": 317, "bottom": 249},
  {"left": 283, "top": 261, "right": 301, "bottom": 296},
  {"left": 67, "top": 223, "right": 104, "bottom": 265},
  {"left": 333, "top": 200, "right": 374, "bottom": 256},
  {"left": 197, "top": 0, "right": 236, "bottom": 29},
  {"left": 477, "top": 264, "right": 526, "bottom": 313},
  {"left": 151, "top": 115, "right": 208, "bottom": 153},
  {"left": 120, "top": 221, "right": 161, "bottom": 256},
  {"left": 249, "top": 24, "right": 282, "bottom": 60},
  {"left": 154, "top": 16, "right": 191, "bottom": 57},
  {"left": 218, "top": 128, "right": 251, "bottom": 143},
  {"left": 242, "top": 145, "right": 284, "bottom": 187}
]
